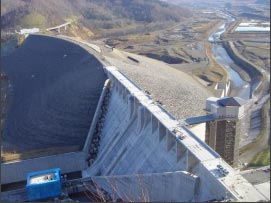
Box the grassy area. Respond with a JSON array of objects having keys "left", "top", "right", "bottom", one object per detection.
[
  {"left": 65, "top": 22, "right": 94, "bottom": 40},
  {"left": 240, "top": 99, "right": 270, "bottom": 155},
  {"left": 249, "top": 146, "right": 270, "bottom": 167},
  {"left": 234, "top": 40, "right": 270, "bottom": 73},
  {"left": 19, "top": 12, "right": 46, "bottom": 28}
]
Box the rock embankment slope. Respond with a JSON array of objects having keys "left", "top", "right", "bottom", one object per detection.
[
  {"left": 103, "top": 49, "right": 212, "bottom": 118},
  {"left": 58, "top": 36, "right": 213, "bottom": 119},
  {"left": 2, "top": 34, "right": 210, "bottom": 153},
  {"left": 2, "top": 35, "right": 107, "bottom": 151},
  {"left": 56, "top": 35, "right": 212, "bottom": 119}
]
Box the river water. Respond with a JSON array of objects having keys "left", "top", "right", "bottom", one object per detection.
[{"left": 208, "top": 13, "right": 254, "bottom": 99}]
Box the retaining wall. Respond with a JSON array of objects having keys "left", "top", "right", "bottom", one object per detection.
[
  {"left": 1, "top": 78, "right": 112, "bottom": 184},
  {"left": 222, "top": 41, "right": 263, "bottom": 97},
  {"left": 92, "top": 171, "right": 199, "bottom": 202},
  {"left": 1, "top": 151, "right": 85, "bottom": 184}
]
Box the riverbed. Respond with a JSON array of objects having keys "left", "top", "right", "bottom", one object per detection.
[{"left": 208, "top": 14, "right": 260, "bottom": 100}]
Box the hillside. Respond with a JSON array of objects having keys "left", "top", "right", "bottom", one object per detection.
[{"left": 1, "top": 0, "right": 189, "bottom": 39}]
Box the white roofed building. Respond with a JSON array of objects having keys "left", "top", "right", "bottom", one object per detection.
[{"left": 17, "top": 28, "right": 40, "bottom": 35}]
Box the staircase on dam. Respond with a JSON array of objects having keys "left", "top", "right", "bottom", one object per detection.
[{"left": 82, "top": 66, "right": 267, "bottom": 202}]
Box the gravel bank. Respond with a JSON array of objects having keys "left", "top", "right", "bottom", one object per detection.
[{"left": 103, "top": 49, "right": 212, "bottom": 118}]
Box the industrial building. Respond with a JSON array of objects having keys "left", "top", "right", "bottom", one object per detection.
[{"left": 16, "top": 28, "right": 40, "bottom": 35}]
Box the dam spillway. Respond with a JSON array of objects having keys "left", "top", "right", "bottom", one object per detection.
[{"left": 1, "top": 35, "right": 107, "bottom": 150}]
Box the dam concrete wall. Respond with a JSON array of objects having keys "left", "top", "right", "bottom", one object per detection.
[
  {"left": 83, "top": 66, "right": 267, "bottom": 202},
  {"left": 1, "top": 64, "right": 267, "bottom": 202},
  {"left": 91, "top": 171, "right": 199, "bottom": 202},
  {"left": 83, "top": 67, "right": 228, "bottom": 201},
  {"left": 2, "top": 64, "right": 266, "bottom": 201},
  {"left": 1, "top": 79, "right": 112, "bottom": 185},
  {"left": 1, "top": 151, "right": 85, "bottom": 184}
]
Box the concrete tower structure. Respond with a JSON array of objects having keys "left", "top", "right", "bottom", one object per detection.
[
  {"left": 205, "top": 97, "right": 246, "bottom": 167},
  {"left": 206, "top": 119, "right": 240, "bottom": 167}
]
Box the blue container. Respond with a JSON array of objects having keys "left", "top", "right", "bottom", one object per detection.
[{"left": 26, "top": 168, "right": 62, "bottom": 201}]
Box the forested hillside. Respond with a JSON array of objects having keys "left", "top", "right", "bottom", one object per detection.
[{"left": 1, "top": 0, "right": 190, "bottom": 35}]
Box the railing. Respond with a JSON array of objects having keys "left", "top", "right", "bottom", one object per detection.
[{"left": 182, "top": 126, "right": 221, "bottom": 159}]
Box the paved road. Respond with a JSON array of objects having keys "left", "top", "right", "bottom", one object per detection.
[
  {"left": 240, "top": 166, "right": 270, "bottom": 201},
  {"left": 240, "top": 166, "right": 270, "bottom": 185}
]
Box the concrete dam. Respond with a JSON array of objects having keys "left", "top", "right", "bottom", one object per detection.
[
  {"left": 83, "top": 66, "right": 266, "bottom": 202},
  {"left": 1, "top": 36, "right": 267, "bottom": 202}
]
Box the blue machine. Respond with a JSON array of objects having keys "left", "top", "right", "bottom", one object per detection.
[{"left": 26, "top": 168, "right": 62, "bottom": 201}]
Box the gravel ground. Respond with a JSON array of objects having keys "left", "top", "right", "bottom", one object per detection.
[{"left": 103, "top": 49, "right": 212, "bottom": 119}]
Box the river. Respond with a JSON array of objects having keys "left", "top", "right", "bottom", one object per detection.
[{"left": 208, "top": 12, "right": 257, "bottom": 100}]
